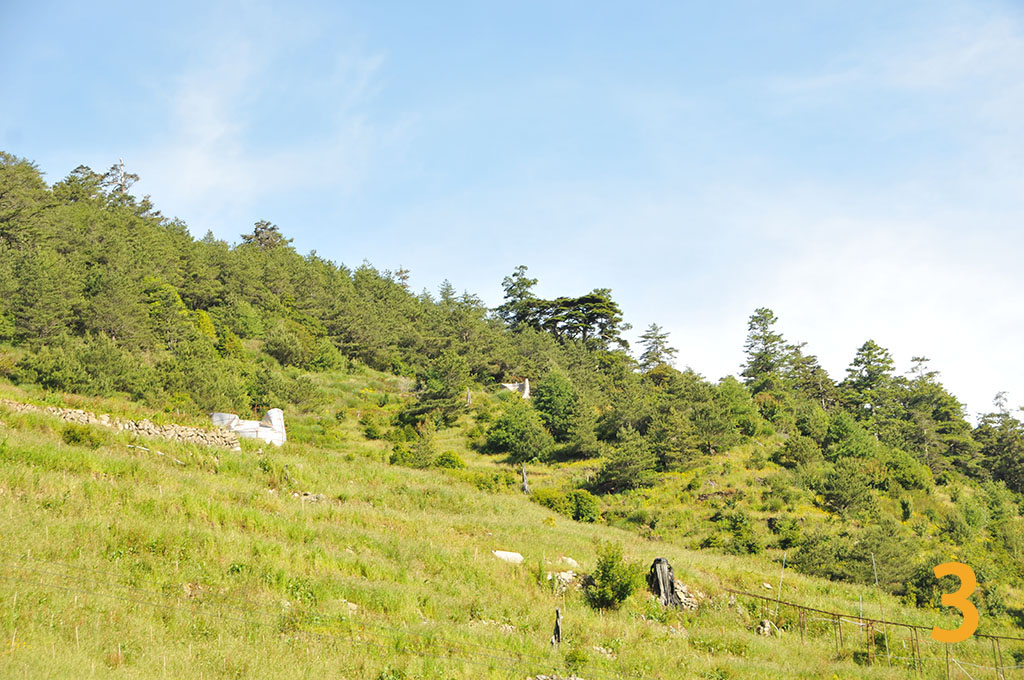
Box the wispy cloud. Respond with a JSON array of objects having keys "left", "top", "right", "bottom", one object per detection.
[
  {"left": 133, "top": 33, "right": 389, "bottom": 236},
  {"left": 769, "top": 10, "right": 1024, "bottom": 94}
]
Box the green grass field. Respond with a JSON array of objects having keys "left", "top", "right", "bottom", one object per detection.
[{"left": 0, "top": 374, "right": 1019, "bottom": 679}]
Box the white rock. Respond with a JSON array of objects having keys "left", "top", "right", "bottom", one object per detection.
[{"left": 492, "top": 550, "right": 524, "bottom": 564}]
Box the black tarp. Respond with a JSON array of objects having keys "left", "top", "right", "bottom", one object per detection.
[{"left": 648, "top": 557, "right": 683, "bottom": 608}]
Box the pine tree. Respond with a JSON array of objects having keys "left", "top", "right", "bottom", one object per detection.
[
  {"left": 741, "top": 307, "right": 787, "bottom": 394},
  {"left": 638, "top": 323, "right": 677, "bottom": 372},
  {"left": 240, "top": 220, "right": 293, "bottom": 250}
]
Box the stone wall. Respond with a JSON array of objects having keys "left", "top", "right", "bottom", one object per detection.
[{"left": 0, "top": 398, "right": 240, "bottom": 449}]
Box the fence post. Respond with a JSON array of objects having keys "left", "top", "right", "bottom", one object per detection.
[
  {"left": 799, "top": 610, "right": 805, "bottom": 644},
  {"left": 996, "top": 637, "right": 1005, "bottom": 680},
  {"left": 945, "top": 643, "right": 950, "bottom": 680},
  {"left": 866, "top": 622, "right": 873, "bottom": 666},
  {"left": 836, "top": 615, "right": 843, "bottom": 650},
  {"left": 913, "top": 627, "right": 922, "bottom": 676}
]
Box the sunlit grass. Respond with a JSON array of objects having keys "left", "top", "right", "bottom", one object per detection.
[{"left": 0, "top": 376, "right": 1016, "bottom": 679}]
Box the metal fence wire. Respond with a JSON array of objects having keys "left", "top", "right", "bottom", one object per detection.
[
  {"left": 726, "top": 587, "right": 1024, "bottom": 679},
  {"left": 5, "top": 549, "right": 1024, "bottom": 679}
]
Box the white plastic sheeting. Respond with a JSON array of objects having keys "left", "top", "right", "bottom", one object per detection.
[
  {"left": 500, "top": 378, "right": 530, "bottom": 399},
  {"left": 211, "top": 408, "right": 287, "bottom": 446}
]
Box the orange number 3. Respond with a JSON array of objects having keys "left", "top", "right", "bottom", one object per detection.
[{"left": 931, "top": 562, "right": 979, "bottom": 643}]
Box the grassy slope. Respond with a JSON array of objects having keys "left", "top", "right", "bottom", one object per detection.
[{"left": 0, "top": 372, "right": 1017, "bottom": 680}]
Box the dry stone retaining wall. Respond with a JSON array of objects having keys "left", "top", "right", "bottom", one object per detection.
[{"left": 0, "top": 398, "right": 240, "bottom": 449}]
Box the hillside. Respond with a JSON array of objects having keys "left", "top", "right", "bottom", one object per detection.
[
  {"left": 4, "top": 151, "right": 1024, "bottom": 677},
  {"left": 1, "top": 375, "right": 1022, "bottom": 679}
]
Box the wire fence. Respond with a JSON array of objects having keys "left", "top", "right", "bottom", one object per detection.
[
  {"left": 6, "top": 549, "right": 1022, "bottom": 679},
  {"left": 726, "top": 587, "right": 1024, "bottom": 679}
]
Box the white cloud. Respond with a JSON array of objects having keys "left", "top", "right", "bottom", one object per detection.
[
  {"left": 768, "top": 10, "right": 1024, "bottom": 94},
  {"left": 131, "top": 36, "right": 388, "bottom": 236}
]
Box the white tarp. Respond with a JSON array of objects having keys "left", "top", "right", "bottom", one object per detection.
[
  {"left": 500, "top": 378, "right": 530, "bottom": 399},
  {"left": 211, "top": 408, "right": 286, "bottom": 446}
]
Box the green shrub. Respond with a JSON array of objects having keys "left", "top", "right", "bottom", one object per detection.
[
  {"left": 532, "top": 488, "right": 570, "bottom": 515},
  {"left": 593, "top": 426, "right": 657, "bottom": 494},
  {"left": 432, "top": 451, "right": 465, "bottom": 469},
  {"left": 360, "top": 412, "right": 387, "bottom": 440},
  {"left": 823, "top": 412, "right": 877, "bottom": 460},
  {"left": 700, "top": 533, "right": 726, "bottom": 549},
  {"left": 762, "top": 474, "right": 798, "bottom": 510},
  {"left": 944, "top": 508, "right": 973, "bottom": 545},
  {"left": 767, "top": 516, "right": 802, "bottom": 549},
  {"left": 794, "top": 402, "right": 829, "bottom": 443},
  {"left": 566, "top": 489, "right": 601, "bottom": 522},
  {"left": 773, "top": 434, "right": 822, "bottom": 469},
  {"left": 263, "top": 320, "right": 318, "bottom": 369},
  {"left": 310, "top": 339, "right": 346, "bottom": 371},
  {"left": 720, "top": 510, "right": 762, "bottom": 555},
  {"left": 900, "top": 496, "right": 913, "bottom": 521},
  {"left": 375, "top": 668, "right": 407, "bottom": 680},
  {"left": 61, "top": 423, "right": 107, "bottom": 449},
  {"left": 531, "top": 371, "right": 578, "bottom": 441},
  {"left": 887, "top": 449, "right": 932, "bottom": 490},
  {"left": 820, "top": 459, "right": 873, "bottom": 514},
  {"left": 389, "top": 440, "right": 435, "bottom": 469},
  {"left": 564, "top": 646, "right": 588, "bottom": 674},
  {"left": 746, "top": 451, "right": 766, "bottom": 470},
  {"left": 283, "top": 374, "right": 328, "bottom": 410},
  {"left": 485, "top": 401, "right": 553, "bottom": 463},
  {"left": 384, "top": 424, "right": 417, "bottom": 444},
  {"left": 533, "top": 488, "right": 601, "bottom": 522},
  {"left": 584, "top": 543, "right": 643, "bottom": 609},
  {"left": 456, "top": 469, "right": 517, "bottom": 493}
]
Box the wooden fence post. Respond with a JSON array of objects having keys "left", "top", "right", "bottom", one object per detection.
[{"left": 866, "top": 622, "right": 873, "bottom": 666}]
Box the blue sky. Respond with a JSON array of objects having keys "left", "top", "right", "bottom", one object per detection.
[{"left": 3, "top": 1, "right": 1023, "bottom": 418}]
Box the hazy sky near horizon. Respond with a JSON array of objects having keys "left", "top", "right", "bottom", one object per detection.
[{"left": 3, "top": 1, "right": 1023, "bottom": 418}]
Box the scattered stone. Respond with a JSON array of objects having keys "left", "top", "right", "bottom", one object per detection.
[
  {"left": 757, "top": 619, "right": 773, "bottom": 636},
  {"left": 545, "top": 570, "right": 576, "bottom": 593},
  {"left": 558, "top": 556, "right": 579, "bottom": 568},
  {"left": 762, "top": 582, "right": 772, "bottom": 590},
  {"left": 592, "top": 645, "right": 616, "bottom": 659},
  {"left": 0, "top": 398, "right": 241, "bottom": 449},
  {"left": 292, "top": 491, "right": 326, "bottom": 502},
  {"left": 492, "top": 550, "right": 524, "bottom": 564},
  {"left": 674, "top": 582, "right": 703, "bottom": 611},
  {"left": 470, "top": 619, "right": 515, "bottom": 634}
]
